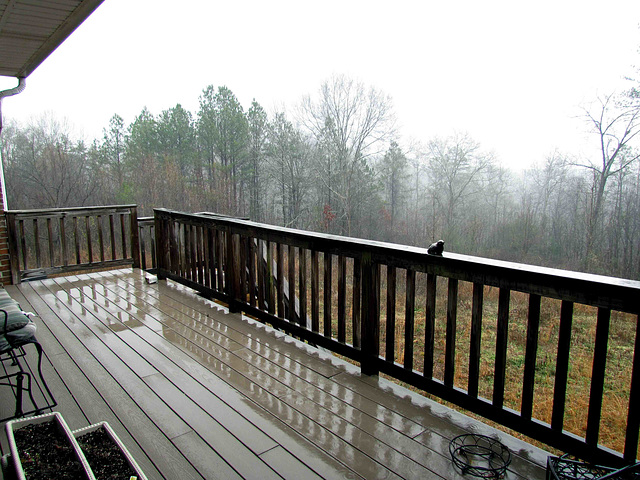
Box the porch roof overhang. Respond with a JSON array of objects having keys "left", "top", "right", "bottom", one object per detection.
[{"left": 0, "top": 0, "right": 103, "bottom": 79}]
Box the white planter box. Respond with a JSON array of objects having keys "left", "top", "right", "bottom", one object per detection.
[
  {"left": 4, "top": 412, "right": 95, "bottom": 480},
  {"left": 73, "top": 421, "right": 148, "bottom": 480}
]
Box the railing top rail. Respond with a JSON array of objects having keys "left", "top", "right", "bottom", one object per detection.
[
  {"left": 155, "top": 208, "right": 640, "bottom": 314},
  {"left": 6, "top": 205, "right": 138, "bottom": 217}
]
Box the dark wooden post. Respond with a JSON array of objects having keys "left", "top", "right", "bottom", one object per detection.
[
  {"left": 130, "top": 206, "right": 141, "bottom": 269},
  {"left": 360, "top": 252, "right": 380, "bottom": 376},
  {"left": 225, "top": 227, "right": 241, "bottom": 313},
  {"left": 154, "top": 212, "right": 168, "bottom": 280}
]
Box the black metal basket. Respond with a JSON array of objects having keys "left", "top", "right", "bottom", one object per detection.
[
  {"left": 449, "top": 434, "right": 512, "bottom": 479},
  {"left": 546, "top": 456, "right": 640, "bottom": 480}
]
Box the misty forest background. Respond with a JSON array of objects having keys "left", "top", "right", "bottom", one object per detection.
[{"left": 2, "top": 73, "right": 640, "bottom": 280}]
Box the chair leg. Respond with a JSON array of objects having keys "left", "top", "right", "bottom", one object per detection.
[
  {"left": 13, "top": 371, "right": 26, "bottom": 418},
  {"left": 32, "top": 341, "right": 57, "bottom": 412}
]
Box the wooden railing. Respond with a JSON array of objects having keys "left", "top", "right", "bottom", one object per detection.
[
  {"left": 153, "top": 208, "right": 640, "bottom": 467},
  {"left": 5, "top": 205, "right": 140, "bottom": 283}
]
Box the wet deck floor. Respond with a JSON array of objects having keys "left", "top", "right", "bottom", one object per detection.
[{"left": 0, "top": 269, "right": 549, "bottom": 479}]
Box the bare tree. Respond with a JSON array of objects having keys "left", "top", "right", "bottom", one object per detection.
[
  {"left": 426, "top": 132, "right": 492, "bottom": 247},
  {"left": 575, "top": 93, "right": 640, "bottom": 266},
  {"left": 299, "top": 74, "right": 395, "bottom": 235},
  {"left": 3, "top": 115, "right": 102, "bottom": 208}
]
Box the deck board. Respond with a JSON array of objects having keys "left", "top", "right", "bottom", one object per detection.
[{"left": 1, "top": 269, "right": 550, "bottom": 479}]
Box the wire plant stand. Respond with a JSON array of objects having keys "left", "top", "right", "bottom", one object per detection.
[{"left": 449, "top": 434, "right": 512, "bottom": 479}]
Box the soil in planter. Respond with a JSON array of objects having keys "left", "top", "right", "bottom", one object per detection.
[
  {"left": 13, "top": 421, "right": 86, "bottom": 480},
  {"left": 76, "top": 428, "right": 137, "bottom": 480}
]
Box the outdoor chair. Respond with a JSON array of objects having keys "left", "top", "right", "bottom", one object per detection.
[{"left": 0, "top": 287, "right": 56, "bottom": 422}]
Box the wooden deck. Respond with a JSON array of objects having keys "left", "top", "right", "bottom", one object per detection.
[{"left": 0, "top": 269, "right": 549, "bottom": 479}]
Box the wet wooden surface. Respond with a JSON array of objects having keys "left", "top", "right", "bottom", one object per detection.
[{"left": 0, "top": 269, "right": 549, "bottom": 479}]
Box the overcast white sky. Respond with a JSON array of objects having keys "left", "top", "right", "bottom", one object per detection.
[{"left": 1, "top": 0, "right": 639, "bottom": 170}]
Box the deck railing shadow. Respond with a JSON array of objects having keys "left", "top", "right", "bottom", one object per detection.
[{"left": 153, "top": 208, "right": 640, "bottom": 468}]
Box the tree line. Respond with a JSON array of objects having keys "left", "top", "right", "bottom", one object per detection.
[{"left": 2, "top": 74, "right": 639, "bottom": 280}]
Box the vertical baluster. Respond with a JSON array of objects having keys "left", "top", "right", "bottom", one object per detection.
[
  {"left": 150, "top": 224, "right": 156, "bottom": 269},
  {"left": 299, "top": 247, "right": 307, "bottom": 327},
  {"left": 173, "top": 223, "right": 180, "bottom": 276},
  {"left": 194, "top": 226, "right": 201, "bottom": 284},
  {"left": 184, "top": 223, "right": 191, "bottom": 280},
  {"left": 212, "top": 227, "right": 219, "bottom": 288},
  {"left": 97, "top": 215, "right": 105, "bottom": 263},
  {"left": 493, "top": 288, "right": 511, "bottom": 408},
  {"left": 404, "top": 268, "right": 416, "bottom": 371},
  {"left": 226, "top": 231, "right": 241, "bottom": 313},
  {"left": 311, "top": 250, "right": 320, "bottom": 333},
  {"left": 19, "top": 219, "right": 27, "bottom": 271},
  {"left": 130, "top": 208, "right": 140, "bottom": 268},
  {"left": 324, "top": 252, "right": 332, "bottom": 338},
  {"left": 217, "top": 229, "right": 225, "bottom": 290},
  {"left": 551, "top": 301, "right": 573, "bottom": 431},
  {"left": 169, "top": 221, "right": 179, "bottom": 276},
  {"left": 73, "top": 216, "right": 80, "bottom": 264},
  {"left": 202, "top": 227, "right": 210, "bottom": 287},
  {"left": 289, "top": 245, "right": 296, "bottom": 323},
  {"left": 59, "top": 216, "right": 68, "bottom": 267},
  {"left": 120, "top": 213, "right": 127, "bottom": 259},
  {"left": 240, "top": 236, "right": 248, "bottom": 303},
  {"left": 352, "top": 257, "right": 361, "bottom": 349},
  {"left": 249, "top": 238, "right": 257, "bottom": 308},
  {"left": 444, "top": 278, "right": 459, "bottom": 387},
  {"left": 139, "top": 224, "right": 147, "bottom": 270},
  {"left": 177, "top": 223, "right": 184, "bottom": 277},
  {"left": 276, "top": 243, "right": 284, "bottom": 317},
  {"left": 109, "top": 214, "right": 116, "bottom": 260},
  {"left": 468, "top": 283, "right": 484, "bottom": 398},
  {"left": 267, "top": 241, "right": 275, "bottom": 314},
  {"left": 386, "top": 266, "right": 397, "bottom": 362},
  {"left": 34, "top": 218, "right": 42, "bottom": 268},
  {"left": 424, "top": 273, "right": 436, "bottom": 378},
  {"left": 586, "top": 307, "right": 611, "bottom": 446},
  {"left": 47, "top": 217, "right": 55, "bottom": 267},
  {"left": 257, "top": 240, "right": 266, "bottom": 310},
  {"left": 521, "top": 294, "right": 541, "bottom": 420},
  {"left": 624, "top": 314, "right": 640, "bottom": 462},
  {"left": 166, "top": 220, "right": 175, "bottom": 275},
  {"left": 85, "top": 216, "right": 93, "bottom": 264},
  {"left": 338, "top": 255, "right": 347, "bottom": 342},
  {"left": 189, "top": 225, "right": 197, "bottom": 281},
  {"left": 194, "top": 225, "right": 200, "bottom": 282}
]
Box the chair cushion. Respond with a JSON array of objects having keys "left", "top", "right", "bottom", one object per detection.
[
  {"left": 0, "top": 287, "right": 38, "bottom": 352},
  {"left": 0, "top": 319, "right": 36, "bottom": 352},
  {"left": 1, "top": 305, "right": 31, "bottom": 333}
]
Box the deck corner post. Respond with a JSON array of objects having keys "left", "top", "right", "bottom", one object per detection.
[
  {"left": 130, "top": 206, "right": 141, "bottom": 269},
  {"left": 153, "top": 212, "right": 167, "bottom": 281},
  {"left": 225, "top": 227, "right": 241, "bottom": 313},
  {"left": 360, "top": 252, "right": 380, "bottom": 376}
]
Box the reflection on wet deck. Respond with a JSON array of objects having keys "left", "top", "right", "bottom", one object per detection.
[{"left": 1, "top": 269, "right": 549, "bottom": 479}]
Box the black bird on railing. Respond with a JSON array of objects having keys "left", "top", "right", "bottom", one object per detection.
[{"left": 427, "top": 240, "right": 445, "bottom": 256}]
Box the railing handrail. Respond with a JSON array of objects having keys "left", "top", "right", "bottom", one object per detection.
[
  {"left": 6, "top": 204, "right": 138, "bottom": 216},
  {"left": 154, "top": 208, "right": 640, "bottom": 314}
]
